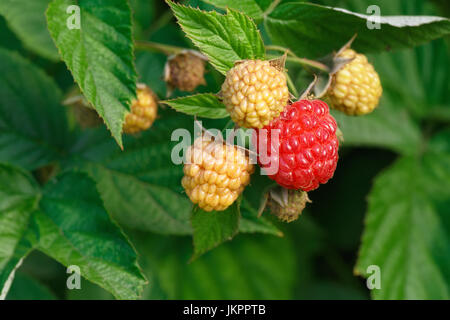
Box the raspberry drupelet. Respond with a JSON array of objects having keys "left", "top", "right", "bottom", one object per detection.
[
  {"left": 182, "top": 136, "right": 254, "bottom": 211},
  {"left": 254, "top": 100, "right": 339, "bottom": 191},
  {"left": 328, "top": 49, "right": 382, "bottom": 115},
  {"left": 221, "top": 60, "right": 289, "bottom": 128}
]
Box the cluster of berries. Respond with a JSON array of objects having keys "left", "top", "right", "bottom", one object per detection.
[
  {"left": 181, "top": 49, "right": 382, "bottom": 221},
  {"left": 68, "top": 44, "right": 381, "bottom": 222}
]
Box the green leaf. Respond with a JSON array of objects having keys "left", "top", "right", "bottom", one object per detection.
[
  {"left": 0, "top": 15, "right": 22, "bottom": 51},
  {"left": 355, "top": 144, "right": 450, "bottom": 299},
  {"left": 35, "top": 171, "right": 147, "bottom": 300},
  {"left": 136, "top": 51, "right": 167, "bottom": 97},
  {"left": 191, "top": 202, "right": 240, "bottom": 259},
  {"left": 237, "top": 167, "right": 282, "bottom": 236},
  {"left": 1, "top": 166, "right": 147, "bottom": 300},
  {"left": 0, "top": 49, "right": 69, "bottom": 170},
  {"left": 130, "top": 0, "right": 155, "bottom": 37},
  {"left": 169, "top": 1, "right": 265, "bottom": 75},
  {"left": 203, "top": 0, "right": 273, "bottom": 24},
  {"left": 0, "top": 0, "right": 59, "bottom": 60},
  {"left": 265, "top": 2, "right": 450, "bottom": 58},
  {"left": 239, "top": 212, "right": 282, "bottom": 236},
  {"left": 46, "top": 0, "right": 138, "bottom": 147},
  {"left": 81, "top": 162, "right": 192, "bottom": 235},
  {"left": 70, "top": 109, "right": 194, "bottom": 235},
  {"left": 66, "top": 279, "right": 114, "bottom": 300},
  {"left": 162, "top": 93, "right": 228, "bottom": 119},
  {"left": 0, "top": 164, "right": 39, "bottom": 299},
  {"left": 331, "top": 94, "right": 422, "bottom": 155},
  {"left": 427, "top": 129, "right": 450, "bottom": 154},
  {"left": 370, "top": 39, "right": 450, "bottom": 119},
  {"left": 240, "top": 196, "right": 282, "bottom": 237},
  {"left": 133, "top": 232, "right": 297, "bottom": 299},
  {"left": 6, "top": 272, "right": 57, "bottom": 300}
]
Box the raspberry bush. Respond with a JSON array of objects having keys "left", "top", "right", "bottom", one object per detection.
[{"left": 0, "top": 0, "right": 449, "bottom": 301}]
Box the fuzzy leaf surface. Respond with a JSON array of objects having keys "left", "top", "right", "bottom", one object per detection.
[
  {"left": 0, "top": 49, "right": 69, "bottom": 170},
  {"left": 265, "top": 2, "right": 450, "bottom": 58},
  {"left": 47, "top": 0, "right": 138, "bottom": 147},
  {"left": 355, "top": 131, "right": 450, "bottom": 299},
  {"left": 162, "top": 94, "right": 228, "bottom": 119},
  {"left": 191, "top": 202, "right": 240, "bottom": 259},
  {"left": 169, "top": 1, "right": 265, "bottom": 74},
  {"left": 69, "top": 109, "right": 194, "bottom": 235},
  {"left": 203, "top": 0, "right": 272, "bottom": 23},
  {"left": 0, "top": 0, "right": 59, "bottom": 60},
  {"left": 36, "top": 172, "right": 147, "bottom": 300},
  {"left": 0, "top": 164, "right": 39, "bottom": 297}
]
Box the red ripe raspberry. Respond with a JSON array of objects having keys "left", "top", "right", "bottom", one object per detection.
[{"left": 254, "top": 100, "right": 339, "bottom": 191}]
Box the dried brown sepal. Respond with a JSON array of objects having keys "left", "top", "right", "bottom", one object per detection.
[
  {"left": 299, "top": 75, "right": 318, "bottom": 100},
  {"left": 268, "top": 52, "right": 287, "bottom": 72},
  {"left": 312, "top": 35, "right": 358, "bottom": 98},
  {"left": 268, "top": 188, "right": 311, "bottom": 223}
]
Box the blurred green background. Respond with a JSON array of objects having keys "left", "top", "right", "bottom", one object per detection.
[{"left": 1, "top": 0, "right": 449, "bottom": 300}]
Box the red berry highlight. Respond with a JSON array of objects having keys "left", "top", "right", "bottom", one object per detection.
[{"left": 254, "top": 99, "right": 339, "bottom": 191}]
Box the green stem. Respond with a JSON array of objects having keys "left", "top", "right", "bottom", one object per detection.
[
  {"left": 286, "top": 72, "right": 298, "bottom": 98},
  {"left": 263, "top": 0, "right": 282, "bottom": 17},
  {"left": 134, "top": 40, "right": 184, "bottom": 55},
  {"left": 266, "top": 46, "right": 329, "bottom": 72},
  {"left": 266, "top": 45, "right": 295, "bottom": 56}
]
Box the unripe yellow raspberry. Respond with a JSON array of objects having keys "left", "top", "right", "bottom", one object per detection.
[
  {"left": 123, "top": 84, "right": 158, "bottom": 134},
  {"left": 328, "top": 49, "right": 382, "bottom": 115},
  {"left": 221, "top": 60, "right": 289, "bottom": 128},
  {"left": 181, "top": 136, "right": 254, "bottom": 212}
]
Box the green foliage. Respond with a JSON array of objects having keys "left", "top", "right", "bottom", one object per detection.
[
  {"left": 134, "top": 232, "right": 297, "bottom": 299},
  {"left": 36, "top": 172, "right": 147, "bottom": 299},
  {"left": 239, "top": 199, "right": 282, "bottom": 236},
  {"left": 0, "top": 164, "right": 146, "bottom": 300},
  {"left": 191, "top": 203, "right": 240, "bottom": 259},
  {"left": 265, "top": 2, "right": 450, "bottom": 58},
  {"left": 162, "top": 93, "right": 228, "bottom": 119},
  {"left": 331, "top": 97, "right": 422, "bottom": 155},
  {"left": 0, "top": 0, "right": 59, "bottom": 61},
  {"left": 355, "top": 137, "right": 450, "bottom": 298},
  {"left": 0, "top": 164, "right": 39, "bottom": 294},
  {"left": 0, "top": 49, "right": 69, "bottom": 170},
  {"left": 46, "top": 0, "right": 137, "bottom": 147},
  {"left": 6, "top": 273, "right": 57, "bottom": 300},
  {"left": 169, "top": 1, "right": 265, "bottom": 74},
  {"left": 70, "top": 110, "right": 194, "bottom": 235},
  {"left": 204, "top": 0, "right": 273, "bottom": 24},
  {"left": 0, "top": 0, "right": 449, "bottom": 301}
]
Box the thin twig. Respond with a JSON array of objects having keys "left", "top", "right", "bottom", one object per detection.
[
  {"left": 266, "top": 46, "right": 329, "bottom": 72},
  {"left": 285, "top": 72, "right": 299, "bottom": 98},
  {"left": 134, "top": 40, "right": 184, "bottom": 55}
]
